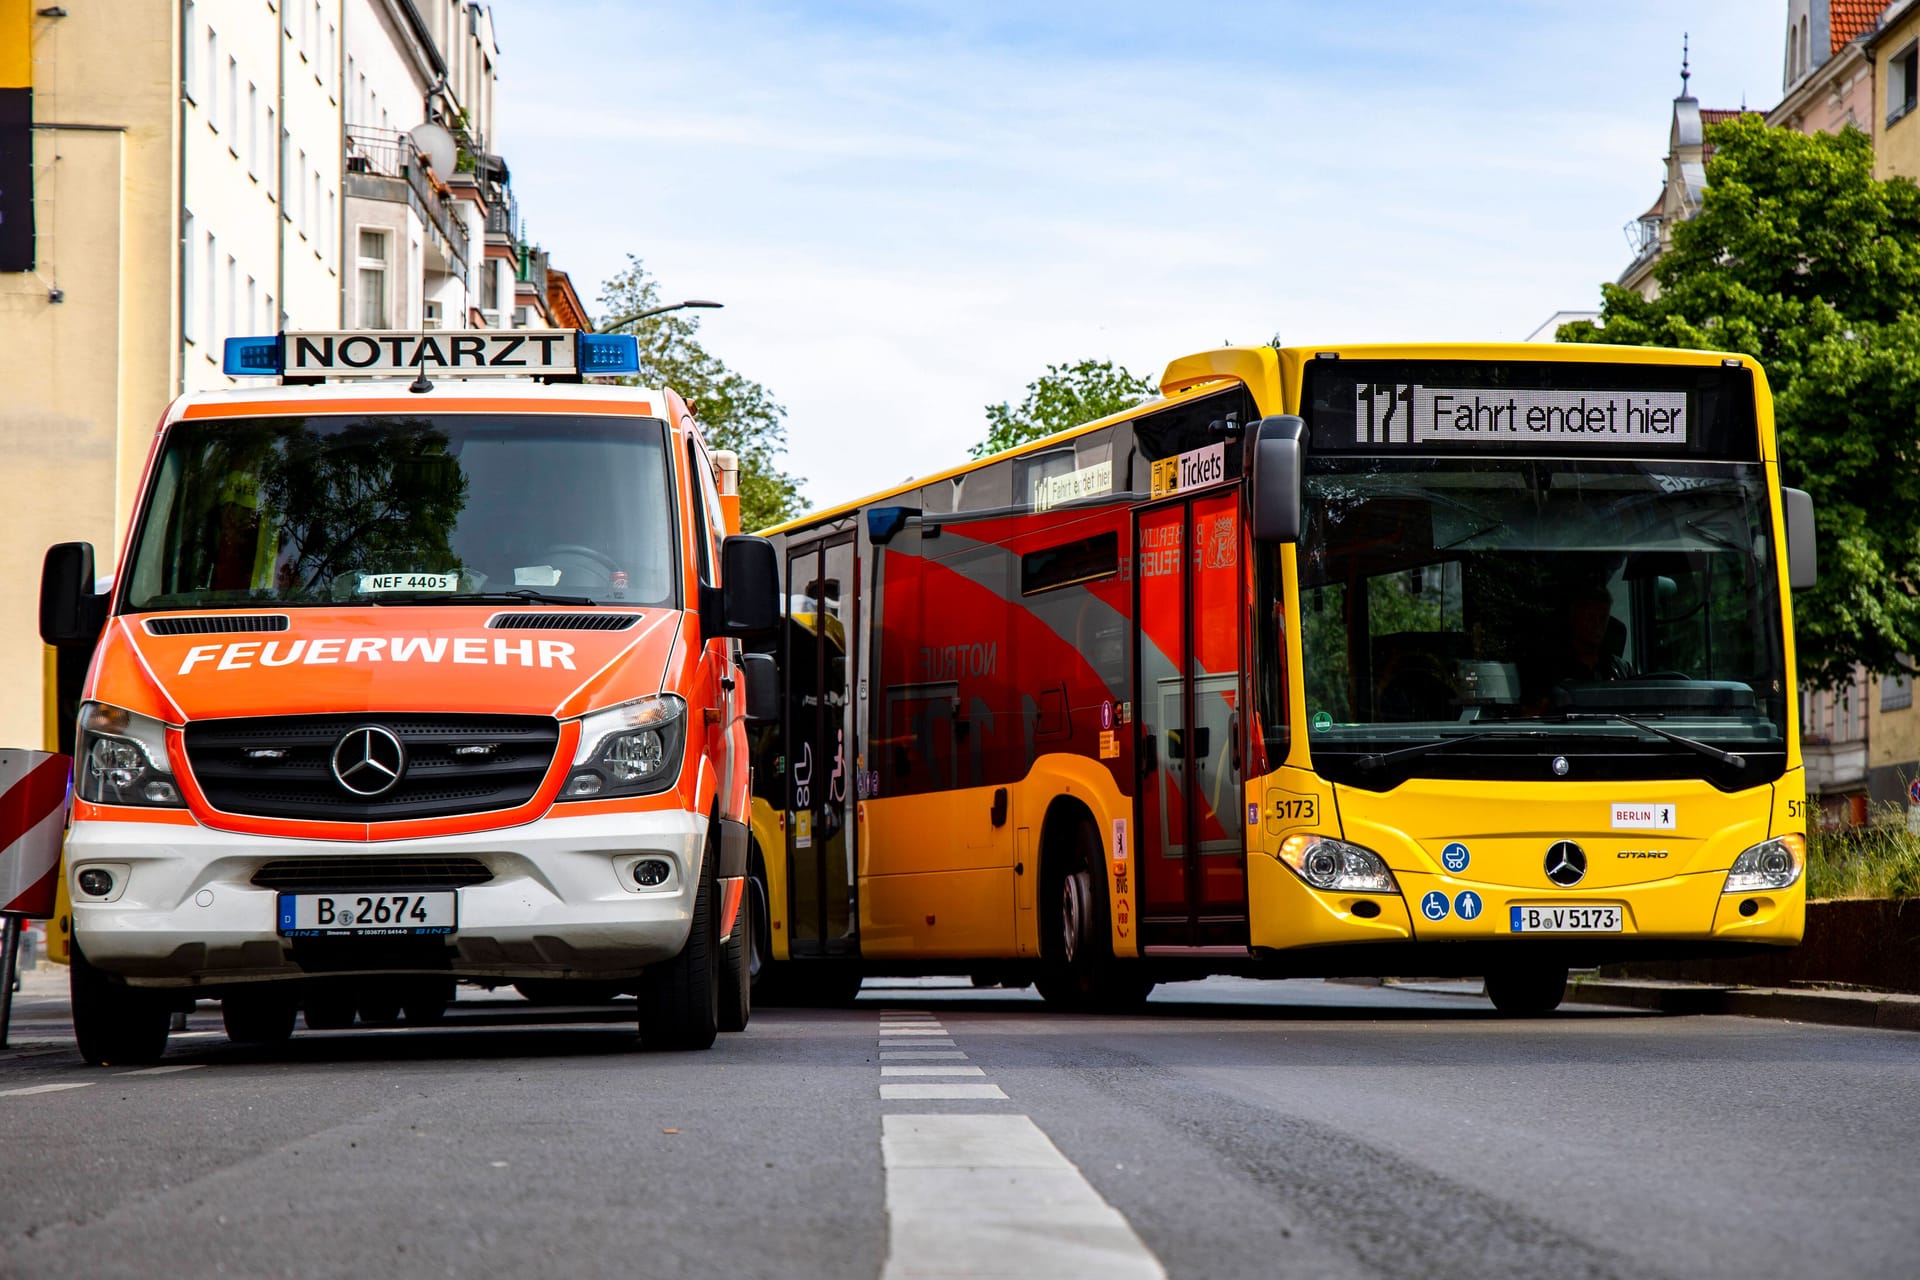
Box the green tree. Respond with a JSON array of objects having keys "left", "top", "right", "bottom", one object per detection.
[
  {"left": 971, "top": 358, "right": 1155, "bottom": 458},
  {"left": 1560, "top": 116, "right": 1920, "bottom": 686},
  {"left": 598, "top": 256, "right": 804, "bottom": 531}
]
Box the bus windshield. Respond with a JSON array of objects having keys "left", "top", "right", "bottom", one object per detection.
[
  {"left": 123, "top": 413, "right": 678, "bottom": 611},
  {"left": 1296, "top": 457, "right": 1788, "bottom": 789}
]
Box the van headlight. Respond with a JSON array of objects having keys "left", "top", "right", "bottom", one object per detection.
[
  {"left": 1724, "top": 834, "right": 1804, "bottom": 893},
  {"left": 76, "top": 702, "right": 185, "bottom": 807},
  {"left": 563, "top": 695, "right": 686, "bottom": 798},
  {"left": 1278, "top": 835, "right": 1398, "bottom": 894}
]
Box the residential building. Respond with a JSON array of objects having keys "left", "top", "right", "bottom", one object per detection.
[
  {"left": 1616, "top": 50, "right": 1746, "bottom": 300},
  {"left": 0, "top": 0, "right": 578, "bottom": 748},
  {"left": 1867, "top": 0, "right": 1920, "bottom": 178},
  {"left": 1769, "top": 1, "right": 1880, "bottom": 137}
]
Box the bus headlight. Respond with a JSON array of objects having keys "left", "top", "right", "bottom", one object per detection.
[
  {"left": 1724, "top": 834, "right": 1804, "bottom": 893},
  {"left": 1278, "top": 835, "right": 1398, "bottom": 894},
  {"left": 75, "top": 702, "right": 185, "bottom": 807},
  {"left": 564, "top": 695, "right": 686, "bottom": 798}
]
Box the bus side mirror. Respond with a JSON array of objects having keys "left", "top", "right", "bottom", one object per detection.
[
  {"left": 1781, "top": 487, "right": 1817, "bottom": 590},
  {"left": 720, "top": 535, "right": 780, "bottom": 636},
  {"left": 40, "top": 541, "right": 107, "bottom": 647},
  {"left": 740, "top": 651, "right": 778, "bottom": 724},
  {"left": 1249, "top": 415, "right": 1307, "bottom": 543}
]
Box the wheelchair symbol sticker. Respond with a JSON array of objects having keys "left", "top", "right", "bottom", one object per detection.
[
  {"left": 1441, "top": 842, "right": 1470, "bottom": 873},
  {"left": 1454, "top": 890, "right": 1483, "bottom": 921},
  {"left": 1420, "top": 891, "right": 1450, "bottom": 921}
]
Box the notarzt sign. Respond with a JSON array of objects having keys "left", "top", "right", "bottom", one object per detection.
[{"left": 285, "top": 330, "right": 579, "bottom": 377}]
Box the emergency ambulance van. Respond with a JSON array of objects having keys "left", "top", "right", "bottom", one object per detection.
[{"left": 38, "top": 329, "right": 780, "bottom": 1065}]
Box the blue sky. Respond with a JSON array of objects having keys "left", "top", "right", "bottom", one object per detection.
[{"left": 496, "top": 2, "right": 1787, "bottom": 508}]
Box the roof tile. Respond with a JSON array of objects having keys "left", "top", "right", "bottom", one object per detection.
[{"left": 1832, "top": 0, "right": 1881, "bottom": 52}]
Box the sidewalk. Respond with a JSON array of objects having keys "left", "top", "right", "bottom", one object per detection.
[{"left": 1386, "top": 975, "right": 1920, "bottom": 1032}]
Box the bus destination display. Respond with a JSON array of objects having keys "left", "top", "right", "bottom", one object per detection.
[{"left": 1352, "top": 382, "right": 1688, "bottom": 448}]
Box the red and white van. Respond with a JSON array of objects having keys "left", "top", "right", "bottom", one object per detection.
[{"left": 38, "top": 329, "right": 779, "bottom": 1064}]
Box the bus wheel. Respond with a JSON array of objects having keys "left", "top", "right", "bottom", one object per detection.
[
  {"left": 637, "top": 834, "right": 721, "bottom": 1051},
  {"left": 222, "top": 989, "right": 297, "bottom": 1045},
  {"left": 1036, "top": 818, "right": 1154, "bottom": 1012},
  {"left": 1484, "top": 966, "right": 1568, "bottom": 1016},
  {"left": 718, "top": 879, "right": 753, "bottom": 1033},
  {"left": 71, "top": 945, "right": 171, "bottom": 1066}
]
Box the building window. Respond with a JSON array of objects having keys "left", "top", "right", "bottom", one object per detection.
[
  {"left": 225, "top": 254, "right": 237, "bottom": 350},
  {"left": 296, "top": 148, "right": 308, "bottom": 235},
  {"left": 1884, "top": 664, "right": 1913, "bottom": 711},
  {"left": 206, "top": 28, "right": 219, "bottom": 126},
  {"left": 226, "top": 56, "right": 239, "bottom": 144},
  {"left": 182, "top": 210, "right": 197, "bottom": 344},
  {"left": 183, "top": 2, "right": 198, "bottom": 103},
  {"left": 246, "top": 83, "right": 258, "bottom": 175},
  {"left": 357, "top": 229, "right": 389, "bottom": 328},
  {"left": 1892, "top": 43, "right": 1920, "bottom": 126},
  {"left": 203, "top": 231, "right": 217, "bottom": 352}
]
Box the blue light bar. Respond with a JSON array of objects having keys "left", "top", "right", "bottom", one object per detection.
[
  {"left": 576, "top": 332, "right": 641, "bottom": 376},
  {"left": 223, "top": 335, "right": 284, "bottom": 376}
]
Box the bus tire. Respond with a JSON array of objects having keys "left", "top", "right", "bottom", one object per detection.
[
  {"left": 637, "top": 832, "right": 721, "bottom": 1051},
  {"left": 1485, "top": 966, "right": 1568, "bottom": 1016},
  {"left": 718, "top": 877, "right": 753, "bottom": 1033},
  {"left": 71, "top": 945, "right": 170, "bottom": 1067},
  {"left": 222, "top": 989, "right": 297, "bottom": 1046},
  {"left": 1036, "top": 815, "right": 1154, "bottom": 1013}
]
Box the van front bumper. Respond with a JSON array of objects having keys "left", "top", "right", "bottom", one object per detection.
[{"left": 65, "top": 811, "right": 709, "bottom": 988}]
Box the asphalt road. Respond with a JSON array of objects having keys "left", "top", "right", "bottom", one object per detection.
[{"left": 1, "top": 973, "right": 1916, "bottom": 1279}]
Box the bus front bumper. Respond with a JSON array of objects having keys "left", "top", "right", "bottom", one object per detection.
[{"left": 64, "top": 811, "right": 710, "bottom": 988}]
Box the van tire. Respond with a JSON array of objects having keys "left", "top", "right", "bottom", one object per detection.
[
  {"left": 718, "top": 880, "right": 753, "bottom": 1033},
  {"left": 222, "top": 989, "right": 297, "bottom": 1045},
  {"left": 1485, "top": 966, "right": 1568, "bottom": 1016},
  {"left": 1035, "top": 816, "right": 1154, "bottom": 1013},
  {"left": 638, "top": 834, "right": 721, "bottom": 1051},
  {"left": 71, "top": 945, "right": 170, "bottom": 1067}
]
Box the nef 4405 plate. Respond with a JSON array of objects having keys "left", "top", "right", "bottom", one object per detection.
[
  {"left": 1508, "top": 904, "right": 1623, "bottom": 933},
  {"left": 277, "top": 892, "right": 456, "bottom": 938}
]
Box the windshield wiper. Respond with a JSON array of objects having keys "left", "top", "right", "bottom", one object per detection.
[
  {"left": 1356, "top": 729, "right": 1561, "bottom": 771},
  {"left": 368, "top": 589, "right": 599, "bottom": 607},
  {"left": 1551, "top": 710, "right": 1748, "bottom": 768}
]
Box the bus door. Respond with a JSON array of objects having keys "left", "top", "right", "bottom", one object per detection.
[
  {"left": 1135, "top": 490, "right": 1249, "bottom": 949},
  {"left": 785, "top": 536, "right": 859, "bottom": 956}
]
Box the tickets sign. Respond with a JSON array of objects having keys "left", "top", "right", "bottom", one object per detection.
[{"left": 1149, "top": 442, "right": 1226, "bottom": 498}]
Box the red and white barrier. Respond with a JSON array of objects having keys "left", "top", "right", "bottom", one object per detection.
[{"left": 0, "top": 750, "right": 70, "bottom": 918}]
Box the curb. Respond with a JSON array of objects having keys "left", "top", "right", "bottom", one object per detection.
[{"left": 1566, "top": 977, "right": 1920, "bottom": 1033}]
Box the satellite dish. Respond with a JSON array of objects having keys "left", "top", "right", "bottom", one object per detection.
[{"left": 408, "top": 121, "right": 458, "bottom": 177}]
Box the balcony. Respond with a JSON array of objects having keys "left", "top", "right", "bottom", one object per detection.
[
  {"left": 516, "top": 244, "right": 548, "bottom": 303},
  {"left": 343, "top": 126, "right": 469, "bottom": 277}
]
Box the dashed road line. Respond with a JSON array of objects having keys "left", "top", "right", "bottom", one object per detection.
[
  {"left": 880, "top": 1114, "right": 1165, "bottom": 1279},
  {"left": 116, "top": 1064, "right": 205, "bottom": 1077},
  {"left": 882, "top": 1051, "right": 969, "bottom": 1060},
  {"left": 881, "top": 1083, "right": 1009, "bottom": 1100},
  {"left": 882, "top": 1066, "right": 985, "bottom": 1077},
  {"left": 0, "top": 1082, "right": 93, "bottom": 1098}
]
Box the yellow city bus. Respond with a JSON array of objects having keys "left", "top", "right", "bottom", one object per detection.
[{"left": 746, "top": 343, "right": 1815, "bottom": 1014}]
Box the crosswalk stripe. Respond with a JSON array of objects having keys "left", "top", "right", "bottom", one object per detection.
[
  {"left": 881, "top": 1114, "right": 1165, "bottom": 1279},
  {"left": 881, "top": 1051, "right": 968, "bottom": 1060},
  {"left": 0, "top": 1082, "right": 93, "bottom": 1098},
  {"left": 882, "top": 1066, "right": 985, "bottom": 1076},
  {"left": 881, "top": 1083, "right": 1009, "bottom": 1100}
]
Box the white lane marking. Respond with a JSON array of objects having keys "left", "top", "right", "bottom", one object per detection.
[
  {"left": 881, "top": 1115, "right": 1165, "bottom": 1279},
  {"left": 880, "top": 1011, "right": 934, "bottom": 1018},
  {"left": 880, "top": 1023, "right": 946, "bottom": 1031},
  {"left": 880, "top": 1026, "right": 947, "bottom": 1035},
  {"left": 881, "top": 1051, "right": 968, "bottom": 1061},
  {"left": 881, "top": 1083, "right": 1009, "bottom": 1101},
  {"left": 0, "top": 1082, "right": 94, "bottom": 1098},
  {"left": 880, "top": 1040, "right": 957, "bottom": 1049},
  {"left": 115, "top": 1064, "right": 205, "bottom": 1077},
  {"left": 882, "top": 1066, "right": 986, "bottom": 1077}
]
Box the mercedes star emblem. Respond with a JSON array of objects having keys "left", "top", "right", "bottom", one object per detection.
[
  {"left": 331, "top": 725, "right": 407, "bottom": 797},
  {"left": 1544, "top": 840, "right": 1587, "bottom": 887}
]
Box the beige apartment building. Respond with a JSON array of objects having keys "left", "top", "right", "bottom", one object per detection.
[{"left": 0, "top": 1, "right": 578, "bottom": 750}]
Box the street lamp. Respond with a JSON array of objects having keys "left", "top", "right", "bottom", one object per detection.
[{"left": 600, "top": 299, "right": 723, "bottom": 332}]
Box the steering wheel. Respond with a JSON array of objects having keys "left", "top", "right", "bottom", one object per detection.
[{"left": 541, "top": 544, "right": 622, "bottom": 575}]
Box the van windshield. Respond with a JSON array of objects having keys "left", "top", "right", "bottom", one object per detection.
[{"left": 123, "top": 413, "right": 678, "bottom": 611}]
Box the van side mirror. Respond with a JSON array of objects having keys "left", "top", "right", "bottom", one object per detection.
[
  {"left": 740, "top": 651, "right": 778, "bottom": 724},
  {"left": 40, "top": 542, "right": 107, "bottom": 646},
  {"left": 1781, "top": 487, "right": 1817, "bottom": 590},
  {"left": 719, "top": 535, "right": 780, "bottom": 636},
  {"left": 1249, "top": 415, "right": 1307, "bottom": 543}
]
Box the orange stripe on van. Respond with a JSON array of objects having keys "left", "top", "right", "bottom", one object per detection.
[{"left": 181, "top": 398, "right": 655, "bottom": 419}]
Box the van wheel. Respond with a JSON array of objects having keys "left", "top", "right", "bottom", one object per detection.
[
  {"left": 303, "top": 987, "right": 358, "bottom": 1030},
  {"left": 403, "top": 978, "right": 456, "bottom": 1025},
  {"left": 1485, "top": 966, "right": 1568, "bottom": 1016},
  {"left": 71, "top": 945, "right": 170, "bottom": 1066},
  {"left": 222, "top": 989, "right": 297, "bottom": 1045},
  {"left": 718, "top": 880, "right": 753, "bottom": 1033},
  {"left": 1035, "top": 817, "right": 1154, "bottom": 1013},
  {"left": 637, "top": 833, "right": 721, "bottom": 1051}
]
